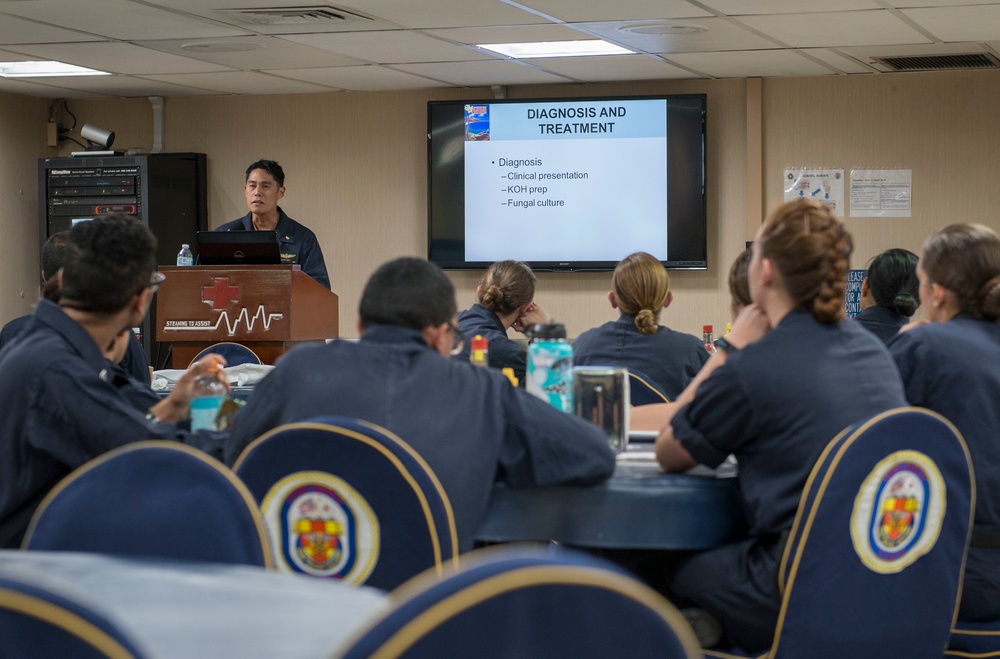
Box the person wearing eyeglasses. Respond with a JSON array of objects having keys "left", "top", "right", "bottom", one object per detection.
[
  {"left": 0, "top": 215, "right": 230, "bottom": 549},
  {"left": 224, "top": 256, "right": 615, "bottom": 552},
  {"left": 216, "top": 159, "right": 330, "bottom": 289},
  {"left": 0, "top": 231, "right": 151, "bottom": 385}
]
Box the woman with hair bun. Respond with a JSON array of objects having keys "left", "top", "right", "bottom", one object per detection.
[
  {"left": 572, "top": 252, "right": 708, "bottom": 400},
  {"left": 455, "top": 260, "right": 550, "bottom": 383},
  {"left": 855, "top": 247, "right": 920, "bottom": 343},
  {"left": 642, "top": 199, "right": 906, "bottom": 652},
  {"left": 889, "top": 223, "right": 1000, "bottom": 623}
]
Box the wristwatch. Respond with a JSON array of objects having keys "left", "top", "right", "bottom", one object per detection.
[{"left": 714, "top": 337, "right": 739, "bottom": 354}]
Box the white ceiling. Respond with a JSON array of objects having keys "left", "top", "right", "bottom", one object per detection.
[{"left": 0, "top": 0, "right": 998, "bottom": 98}]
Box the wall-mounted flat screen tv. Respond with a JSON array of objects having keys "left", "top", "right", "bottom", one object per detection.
[{"left": 427, "top": 94, "right": 707, "bottom": 271}]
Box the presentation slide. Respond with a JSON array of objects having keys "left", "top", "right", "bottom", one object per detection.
[{"left": 463, "top": 99, "right": 668, "bottom": 263}]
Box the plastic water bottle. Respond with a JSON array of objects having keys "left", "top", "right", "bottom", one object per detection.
[
  {"left": 469, "top": 335, "right": 489, "bottom": 368},
  {"left": 190, "top": 360, "right": 226, "bottom": 431},
  {"left": 526, "top": 323, "right": 574, "bottom": 413},
  {"left": 176, "top": 244, "right": 194, "bottom": 266},
  {"left": 703, "top": 324, "right": 717, "bottom": 355}
]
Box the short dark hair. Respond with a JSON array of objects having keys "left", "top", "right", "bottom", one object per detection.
[
  {"left": 41, "top": 231, "right": 71, "bottom": 281},
  {"left": 359, "top": 257, "right": 456, "bottom": 331},
  {"left": 245, "top": 159, "right": 285, "bottom": 187},
  {"left": 727, "top": 248, "right": 752, "bottom": 309},
  {"left": 866, "top": 248, "right": 919, "bottom": 317},
  {"left": 58, "top": 215, "right": 157, "bottom": 314}
]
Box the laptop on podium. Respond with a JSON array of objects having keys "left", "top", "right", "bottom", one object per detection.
[{"left": 196, "top": 230, "right": 281, "bottom": 266}]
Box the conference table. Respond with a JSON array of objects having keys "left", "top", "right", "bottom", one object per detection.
[
  {"left": 0, "top": 550, "right": 389, "bottom": 658},
  {"left": 476, "top": 452, "right": 746, "bottom": 550},
  {"left": 155, "top": 373, "right": 748, "bottom": 552},
  {"left": 152, "top": 364, "right": 269, "bottom": 402}
]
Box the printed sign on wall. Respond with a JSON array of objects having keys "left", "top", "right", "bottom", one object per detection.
[
  {"left": 850, "top": 169, "right": 912, "bottom": 218},
  {"left": 846, "top": 268, "right": 866, "bottom": 318},
  {"left": 784, "top": 169, "right": 845, "bottom": 214}
]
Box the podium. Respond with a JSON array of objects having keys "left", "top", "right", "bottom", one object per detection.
[{"left": 155, "top": 265, "right": 338, "bottom": 367}]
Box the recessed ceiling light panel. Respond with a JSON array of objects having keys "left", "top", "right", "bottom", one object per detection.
[
  {"left": 0, "top": 61, "right": 110, "bottom": 78},
  {"left": 477, "top": 40, "right": 633, "bottom": 59}
]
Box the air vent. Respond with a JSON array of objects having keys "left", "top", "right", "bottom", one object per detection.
[
  {"left": 872, "top": 53, "right": 1000, "bottom": 72},
  {"left": 217, "top": 5, "right": 373, "bottom": 26}
]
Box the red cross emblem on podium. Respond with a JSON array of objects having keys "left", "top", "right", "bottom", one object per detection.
[{"left": 202, "top": 277, "right": 240, "bottom": 310}]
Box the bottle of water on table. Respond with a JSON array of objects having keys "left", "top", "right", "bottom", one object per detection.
[
  {"left": 190, "top": 358, "right": 226, "bottom": 431},
  {"left": 176, "top": 244, "right": 194, "bottom": 266}
]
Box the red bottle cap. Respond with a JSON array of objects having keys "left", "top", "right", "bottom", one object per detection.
[
  {"left": 703, "top": 324, "right": 713, "bottom": 333},
  {"left": 471, "top": 335, "right": 488, "bottom": 351}
]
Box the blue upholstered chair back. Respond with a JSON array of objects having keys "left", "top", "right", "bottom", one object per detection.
[
  {"left": 336, "top": 546, "right": 702, "bottom": 659},
  {"left": 628, "top": 369, "right": 670, "bottom": 405},
  {"left": 947, "top": 619, "right": 1000, "bottom": 657},
  {"left": 0, "top": 576, "right": 148, "bottom": 658},
  {"left": 190, "top": 342, "right": 262, "bottom": 367},
  {"left": 23, "top": 441, "right": 272, "bottom": 568},
  {"left": 232, "top": 416, "right": 458, "bottom": 590},
  {"left": 768, "top": 407, "right": 974, "bottom": 659}
]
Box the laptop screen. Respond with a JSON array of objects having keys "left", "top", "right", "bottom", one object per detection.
[{"left": 196, "top": 230, "right": 281, "bottom": 266}]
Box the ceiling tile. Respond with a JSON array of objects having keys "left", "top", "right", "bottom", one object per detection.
[
  {"left": 0, "top": 13, "right": 103, "bottom": 44},
  {"left": 698, "top": 0, "right": 880, "bottom": 15},
  {"left": 140, "top": 0, "right": 401, "bottom": 35},
  {"left": 512, "top": 0, "right": 711, "bottom": 22},
  {"left": 22, "top": 74, "right": 215, "bottom": 97},
  {"left": 902, "top": 5, "right": 1000, "bottom": 42},
  {"left": 0, "top": 48, "right": 33, "bottom": 62},
  {"left": 529, "top": 54, "right": 700, "bottom": 81},
  {"left": 138, "top": 71, "right": 337, "bottom": 95},
  {"left": 0, "top": 0, "right": 249, "bottom": 41},
  {"left": 0, "top": 77, "right": 104, "bottom": 98},
  {"left": 136, "top": 36, "right": 360, "bottom": 70},
  {"left": 666, "top": 49, "right": 835, "bottom": 78},
  {"left": 802, "top": 48, "right": 874, "bottom": 74},
  {"left": 8, "top": 42, "right": 234, "bottom": 75},
  {"left": 883, "top": 0, "right": 1000, "bottom": 6},
  {"left": 146, "top": 0, "right": 541, "bottom": 31},
  {"left": 424, "top": 24, "right": 588, "bottom": 46},
  {"left": 735, "top": 10, "right": 932, "bottom": 48},
  {"left": 329, "top": 0, "right": 545, "bottom": 29},
  {"left": 269, "top": 65, "right": 444, "bottom": 91},
  {"left": 392, "top": 59, "right": 572, "bottom": 87},
  {"left": 278, "top": 30, "right": 492, "bottom": 64},
  {"left": 575, "top": 16, "right": 781, "bottom": 54}
]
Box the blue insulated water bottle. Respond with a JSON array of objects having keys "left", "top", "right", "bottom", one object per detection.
[{"left": 525, "top": 323, "right": 574, "bottom": 413}]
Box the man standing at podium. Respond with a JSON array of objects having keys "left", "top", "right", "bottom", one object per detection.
[{"left": 216, "top": 159, "right": 331, "bottom": 289}]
